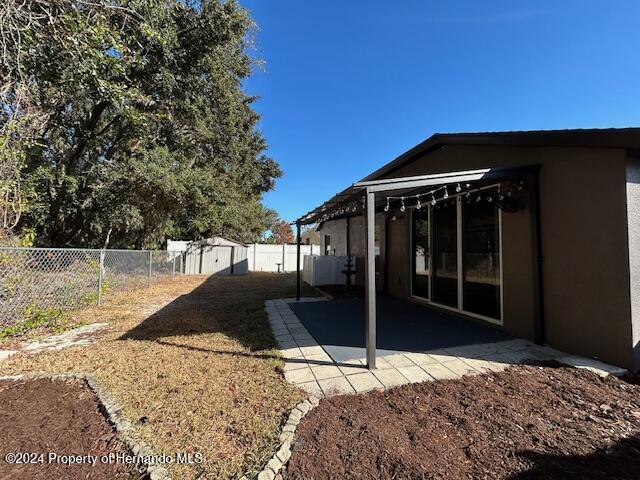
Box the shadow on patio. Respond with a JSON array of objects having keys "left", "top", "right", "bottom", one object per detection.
[{"left": 289, "top": 295, "right": 511, "bottom": 352}]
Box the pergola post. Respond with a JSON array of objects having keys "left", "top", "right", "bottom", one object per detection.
[
  {"left": 296, "top": 221, "right": 301, "bottom": 301},
  {"left": 365, "top": 188, "right": 377, "bottom": 369}
]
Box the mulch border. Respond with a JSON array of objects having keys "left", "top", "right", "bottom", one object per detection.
[
  {"left": 249, "top": 396, "right": 319, "bottom": 480},
  {"left": 0, "top": 372, "right": 170, "bottom": 480}
]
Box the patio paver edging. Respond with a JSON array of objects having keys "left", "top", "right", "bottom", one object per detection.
[
  {"left": 249, "top": 396, "right": 319, "bottom": 480},
  {"left": 0, "top": 372, "right": 170, "bottom": 480}
]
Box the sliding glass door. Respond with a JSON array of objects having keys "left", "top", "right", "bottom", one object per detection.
[
  {"left": 410, "top": 188, "right": 502, "bottom": 323},
  {"left": 431, "top": 201, "right": 458, "bottom": 308},
  {"left": 462, "top": 197, "right": 501, "bottom": 319},
  {"left": 412, "top": 208, "right": 430, "bottom": 299}
]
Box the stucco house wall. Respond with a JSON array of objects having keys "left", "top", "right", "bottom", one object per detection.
[
  {"left": 626, "top": 156, "right": 640, "bottom": 372},
  {"left": 317, "top": 143, "right": 636, "bottom": 369}
]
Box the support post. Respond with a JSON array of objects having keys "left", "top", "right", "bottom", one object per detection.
[
  {"left": 253, "top": 243, "right": 257, "bottom": 271},
  {"left": 172, "top": 254, "right": 176, "bottom": 277},
  {"left": 282, "top": 243, "right": 286, "bottom": 273},
  {"left": 148, "top": 250, "right": 152, "bottom": 287},
  {"left": 97, "top": 250, "right": 105, "bottom": 305},
  {"left": 365, "top": 188, "right": 377, "bottom": 369},
  {"left": 296, "top": 221, "right": 301, "bottom": 301}
]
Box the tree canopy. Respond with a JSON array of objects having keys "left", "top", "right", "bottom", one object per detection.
[
  {"left": 0, "top": 0, "right": 281, "bottom": 248},
  {"left": 267, "top": 219, "right": 294, "bottom": 245}
]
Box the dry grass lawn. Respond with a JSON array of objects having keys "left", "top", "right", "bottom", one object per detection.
[{"left": 0, "top": 272, "right": 317, "bottom": 479}]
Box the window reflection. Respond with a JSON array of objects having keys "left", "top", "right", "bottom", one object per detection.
[
  {"left": 462, "top": 194, "right": 501, "bottom": 319},
  {"left": 412, "top": 209, "right": 429, "bottom": 298},
  {"left": 432, "top": 201, "right": 458, "bottom": 307}
]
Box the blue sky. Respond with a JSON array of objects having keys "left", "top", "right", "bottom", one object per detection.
[{"left": 242, "top": 0, "right": 640, "bottom": 223}]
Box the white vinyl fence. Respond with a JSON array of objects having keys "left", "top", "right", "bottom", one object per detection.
[
  {"left": 302, "top": 255, "right": 355, "bottom": 286},
  {"left": 247, "top": 244, "right": 319, "bottom": 272},
  {"left": 178, "top": 243, "right": 320, "bottom": 275}
]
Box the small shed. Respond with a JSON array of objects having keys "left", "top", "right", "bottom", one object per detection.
[{"left": 168, "top": 237, "right": 248, "bottom": 276}]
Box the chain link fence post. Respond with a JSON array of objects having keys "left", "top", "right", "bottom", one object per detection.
[{"left": 97, "top": 250, "right": 105, "bottom": 305}]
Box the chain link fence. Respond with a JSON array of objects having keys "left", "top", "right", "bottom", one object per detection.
[{"left": 0, "top": 247, "right": 183, "bottom": 326}]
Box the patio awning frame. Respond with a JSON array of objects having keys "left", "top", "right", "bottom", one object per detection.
[{"left": 295, "top": 164, "right": 542, "bottom": 370}]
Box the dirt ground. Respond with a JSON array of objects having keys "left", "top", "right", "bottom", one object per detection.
[
  {"left": 0, "top": 273, "right": 318, "bottom": 479},
  {"left": 0, "top": 378, "right": 143, "bottom": 480},
  {"left": 285, "top": 363, "right": 640, "bottom": 480}
]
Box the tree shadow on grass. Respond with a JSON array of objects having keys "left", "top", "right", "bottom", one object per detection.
[
  {"left": 509, "top": 434, "right": 640, "bottom": 480},
  {"left": 118, "top": 273, "right": 318, "bottom": 351}
]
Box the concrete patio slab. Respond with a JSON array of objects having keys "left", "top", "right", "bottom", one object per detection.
[
  {"left": 265, "top": 297, "right": 627, "bottom": 397},
  {"left": 318, "top": 376, "right": 355, "bottom": 396},
  {"left": 284, "top": 366, "right": 315, "bottom": 385},
  {"left": 397, "top": 365, "right": 433, "bottom": 383},
  {"left": 347, "top": 371, "right": 384, "bottom": 393},
  {"left": 444, "top": 359, "right": 480, "bottom": 377},
  {"left": 311, "top": 365, "right": 343, "bottom": 380},
  {"left": 403, "top": 352, "right": 437, "bottom": 365},
  {"left": 372, "top": 368, "right": 409, "bottom": 388},
  {"left": 421, "top": 362, "right": 460, "bottom": 380},
  {"left": 384, "top": 354, "right": 416, "bottom": 368}
]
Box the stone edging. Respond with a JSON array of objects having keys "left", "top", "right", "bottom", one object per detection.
[
  {"left": 250, "top": 396, "right": 320, "bottom": 480},
  {"left": 0, "top": 372, "right": 170, "bottom": 480}
]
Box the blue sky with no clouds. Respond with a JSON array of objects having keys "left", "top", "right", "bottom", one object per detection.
[{"left": 242, "top": 0, "right": 640, "bottom": 223}]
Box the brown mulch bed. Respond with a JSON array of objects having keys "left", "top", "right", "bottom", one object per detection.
[
  {"left": 0, "top": 378, "right": 145, "bottom": 480},
  {"left": 285, "top": 364, "right": 640, "bottom": 480}
]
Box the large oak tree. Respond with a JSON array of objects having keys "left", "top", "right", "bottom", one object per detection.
[{"left": 1, "top": 0, "right": 280, "bottom": 248}]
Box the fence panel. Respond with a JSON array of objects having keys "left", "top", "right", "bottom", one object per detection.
[
  {"left": 0, "top": 247, "right": 182, "bottom": 326},
  {"left": 247, "top": 244, "right": 319, "bottom": 272}
]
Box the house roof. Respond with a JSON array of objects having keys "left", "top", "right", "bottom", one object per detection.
[{"left": 295, "top": 127, "right": 640, "bottom": 225}]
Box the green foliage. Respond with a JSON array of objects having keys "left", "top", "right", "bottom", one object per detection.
[
  {"left": 0, "top": 305, "right": 71, "bottom": 339},
  {"left": 2, "top": 1, "right": 281, "bottom": 248},
  {"left": 19, "top": 228, "right": 36, "bottom": 247}
]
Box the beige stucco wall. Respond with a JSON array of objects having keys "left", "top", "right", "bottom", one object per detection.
[
  {"left": 627, "top": 156, "right": 640, "bottom": 372},
  {"left": 379, "top": 144, "right": 633, "bottom": 368},
  {"left": 317, "top": 143, "right": 637, "bottom": 368}
]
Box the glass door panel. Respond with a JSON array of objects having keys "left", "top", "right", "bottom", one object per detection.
[
  {"left": 462, "top": 196, "right": 501, "bottom": 319},
  {"left": 412, "top": 208, "right": 430, "bottom": 299},
  {"left": 432, "top": 200, "right": 458, "bottom": 307}
]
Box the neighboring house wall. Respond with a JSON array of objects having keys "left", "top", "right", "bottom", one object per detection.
[
  {"left": 318, "top": 213, "right": 385, "bottom": 289},
  {"left": 627, "top": 156, "right": 640, "bottom": 372},
  {"left": 327, "top": 144, "right": 634, "bottom": 368}
]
